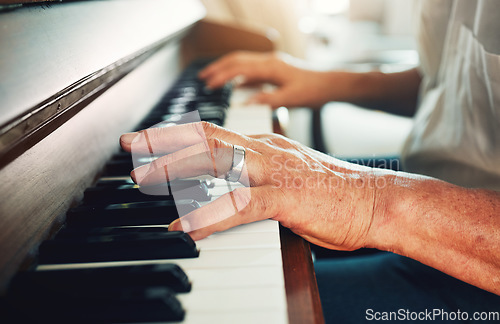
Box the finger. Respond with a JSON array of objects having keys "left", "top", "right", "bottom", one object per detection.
[
  {"left": 238, "top": 79, "right": 267, "bottom": 88},
  {"left": 198, "top": 52, "right": 250, "bottom": 80},
  {"left": 120, "top": 121, "right": 249, "bottom": 155},
  {"left": 200, "top": 53, "right": 276, "bottom": 89},
  {"left": 198, "top": 57, "right": 233, "bottom": 80},
  {"left": 131, "top": 138, "right": 256, "bottom": 187},
  {"left": 248, "top": 88, "right": 293, "bottom": 109},
  {"left": 130, "top": 141, "right": 214, "bottom": 185},
  {"left": 203, "top": 69, "right": 243, "bottom": 90},
  {"left": 168, "top": 186, "right": 282, "bottom": 240},
  {"left": 120, "top": 123, "right": 204, "bottom": 155},
  {"left": 204, "top": 65, "right": 272, "bottom": 90}
]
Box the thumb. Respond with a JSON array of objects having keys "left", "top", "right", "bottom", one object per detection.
[{"left": 168, "top": 186, "right": 282, "bottom": 240}]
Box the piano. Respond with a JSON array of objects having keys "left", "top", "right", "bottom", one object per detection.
[{"left": 0, "top": 0, "right": 323, "bottom": 322}]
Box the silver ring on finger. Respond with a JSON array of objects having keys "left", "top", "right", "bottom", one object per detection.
[{"left": 225, "top": 144, "right": 246, "bottom": 182}]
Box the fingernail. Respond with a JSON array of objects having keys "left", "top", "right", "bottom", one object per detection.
[
  {"left": 120, "top": 132, "right": 140, "bottom": 144},
  {"left": 168, "top": 219, "right": 183, "bottom": 232},
  {"left": 130, "top": 165, "right": 149, "bottom": 184}
]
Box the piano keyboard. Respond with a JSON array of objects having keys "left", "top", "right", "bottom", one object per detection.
[{"left": 3, "top": 60, "right": 288, "bottom": 323}]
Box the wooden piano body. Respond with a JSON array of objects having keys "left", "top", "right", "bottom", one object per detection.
[{"left": 0, "top": 0, "right": 323, "bottom": 322}]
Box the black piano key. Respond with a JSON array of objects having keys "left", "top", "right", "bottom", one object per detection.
[
  {"left": 56, "top": 225, "right": 171, "bottom": 239},
  {"left": 145, "top": 59, "right": 231, "bottom": 120},
  {"left": 198, "top": 108, "right": 226, "bottom": 126},
  {"left": 3, "top": 58, "right": 236, "bottom": 323},
  {"left": 102, "top": 160, "right": 135, "bottom": 176},
  {"left": 38, "top": 231, "right": 199, "bottom": 264},
  {"left": 84, "top": 184, "right": 171, "bottom": 204},
  {"left": 102, "top": 156, "right": 157, "bottom": 177},
  {"left": 96, "top": 177, "right": 213, "bottom": 188},
  {"left": 66, "top": 200, "right": 198, "bottom": 227},
  {"left": 83, "top": 182, "right": 211, "bottom": 205},
  {"left": 139, "top": 108, "right": 225, "bottom": 129},
  {"left": 6, "top": 286, "right": 184, "bottom": 323},
  {"left": 9, "top": 263, "right": 191, "bottom": 293},
  {"left": 204, "top": 119, "right": 223, "bottom": 126},
  {"left": 111, "top": 151, "right": 133, "bottom": 160},
  {"left": 110, "top": 152, "right": 162, "bottom": 163},
  {"left": 201, "top": 82, "right": 232, "bottom": 103},
  {"left": 149, "top": 181, "right": 212, "bottom": 201},
  {"left": 95, "top": 177, "right": 135, "bottom": 187},
  {"left": 163, "top": 102, "right": 199, "bottom": 115}
]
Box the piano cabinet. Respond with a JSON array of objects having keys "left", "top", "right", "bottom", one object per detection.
[{"left": 0, "top": 1, "right": 323, "bottom": 323}]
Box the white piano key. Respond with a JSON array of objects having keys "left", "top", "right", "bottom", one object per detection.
[
  {"left": 207, "top": 177, "right": 245, "bottom": 187},
  {"left": 177, "top": 286, "right": 286, "bottom": 313},
  {"left": 225, "top": 88, "right": 273, "bottom": 135},
  {"left": 209, "top": 219, "right": 279, "bottom": 235},
  {"left": 197, "top": 231, "right": 280, "bottom": 250},
  {"left": 172, "top": 89, "right": 287, "bottom": 323},
  {"left": 123, "top": 219, "right": 278, "bottom": 235},
  {"left": 36, "top": 248, "right": 283, "bottom": 271},
  {"left": 202, "top": 180, "right": 245, "bottom": 198},
  {"left": 177, "top": 310, "right": 288, "bottom": 324},
  {"left": 185, "top": 266, "right": 284, "bottom": 290},
  {"left": 147, "top": 248, "right": 284, "bottom": 270},
  {"left": 207, "top": 185, "right": 236, "bottom": 197}
]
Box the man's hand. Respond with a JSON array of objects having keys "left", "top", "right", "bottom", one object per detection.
[
  {"left": 199, "top": 50, "right": 422, "bottom": 115},
  {"left": 199, "top": 51, "right": 340, "bottom": 109},
  {"left": 120, "top": 121, "right": 377, "bottom": 250},
  {"left": 120, "top": 121, "right": 500, "bottom": 295}
]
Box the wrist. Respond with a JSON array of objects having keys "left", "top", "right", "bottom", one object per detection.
[
  {"left": 321, "top": 71, "right": 365, "bottom": 103},
  {"left": 298, "top": 71, "right": 352, "bottom": 108},
  {"left": 364, "top": 174, "right": 408, "bottom": 253}
]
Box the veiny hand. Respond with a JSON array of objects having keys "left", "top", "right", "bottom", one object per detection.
[
  {"left": 120, "top": 121, "right": 381, "bottom": 251},
  {"left": 199, "top": 51, "right": 340, "bottom": 109}
]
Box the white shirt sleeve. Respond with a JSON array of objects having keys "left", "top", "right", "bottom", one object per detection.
[{"left": 401, "top": 0, "right": 500, "bottom": 191}]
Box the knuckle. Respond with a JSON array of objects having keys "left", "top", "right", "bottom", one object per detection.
[
  {"left": 252, "top": 134, "right": 279, "bottom": 147},
  {"left": 232, "top": 188, "right": 252, "bottom": 210},
  {"left": 252, "top": 158, "right": 269, "bottom": 185},
  {"left": 270, "top": 136, "right": 293, "bottom": 148},
  {"left": 204, "top": 138, "right": 217, "bottom": 160},
  {"left": 207, "top": 137, "right": 226, "bottom": 151},
  {"left": 252, "top": 189, "right": 277, "bottom": 215},
  {"left": 200, "top": 121, "right": 217, "bottom": 137},
  {"left": 206, "top": 138, "right": 232, "bottom": 177}
]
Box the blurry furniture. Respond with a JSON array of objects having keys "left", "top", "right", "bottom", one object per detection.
[{"left": 200, "top": 0, "right": 308, "bottom": 58}]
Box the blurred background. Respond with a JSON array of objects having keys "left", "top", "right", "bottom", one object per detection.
[{"left": 201, "top": 0, "right": 418, "bottom": 159}]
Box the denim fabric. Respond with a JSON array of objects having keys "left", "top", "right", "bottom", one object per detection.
[{"left": 315, "top": 253, "right": 500, "bottom": 323}]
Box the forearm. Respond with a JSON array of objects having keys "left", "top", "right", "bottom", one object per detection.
[
  {"left": 324, "top": 68, "right": 422, "bottom": 116},
  {"left": 369, "top": 175, "right": 500, "bottom": 295}
]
